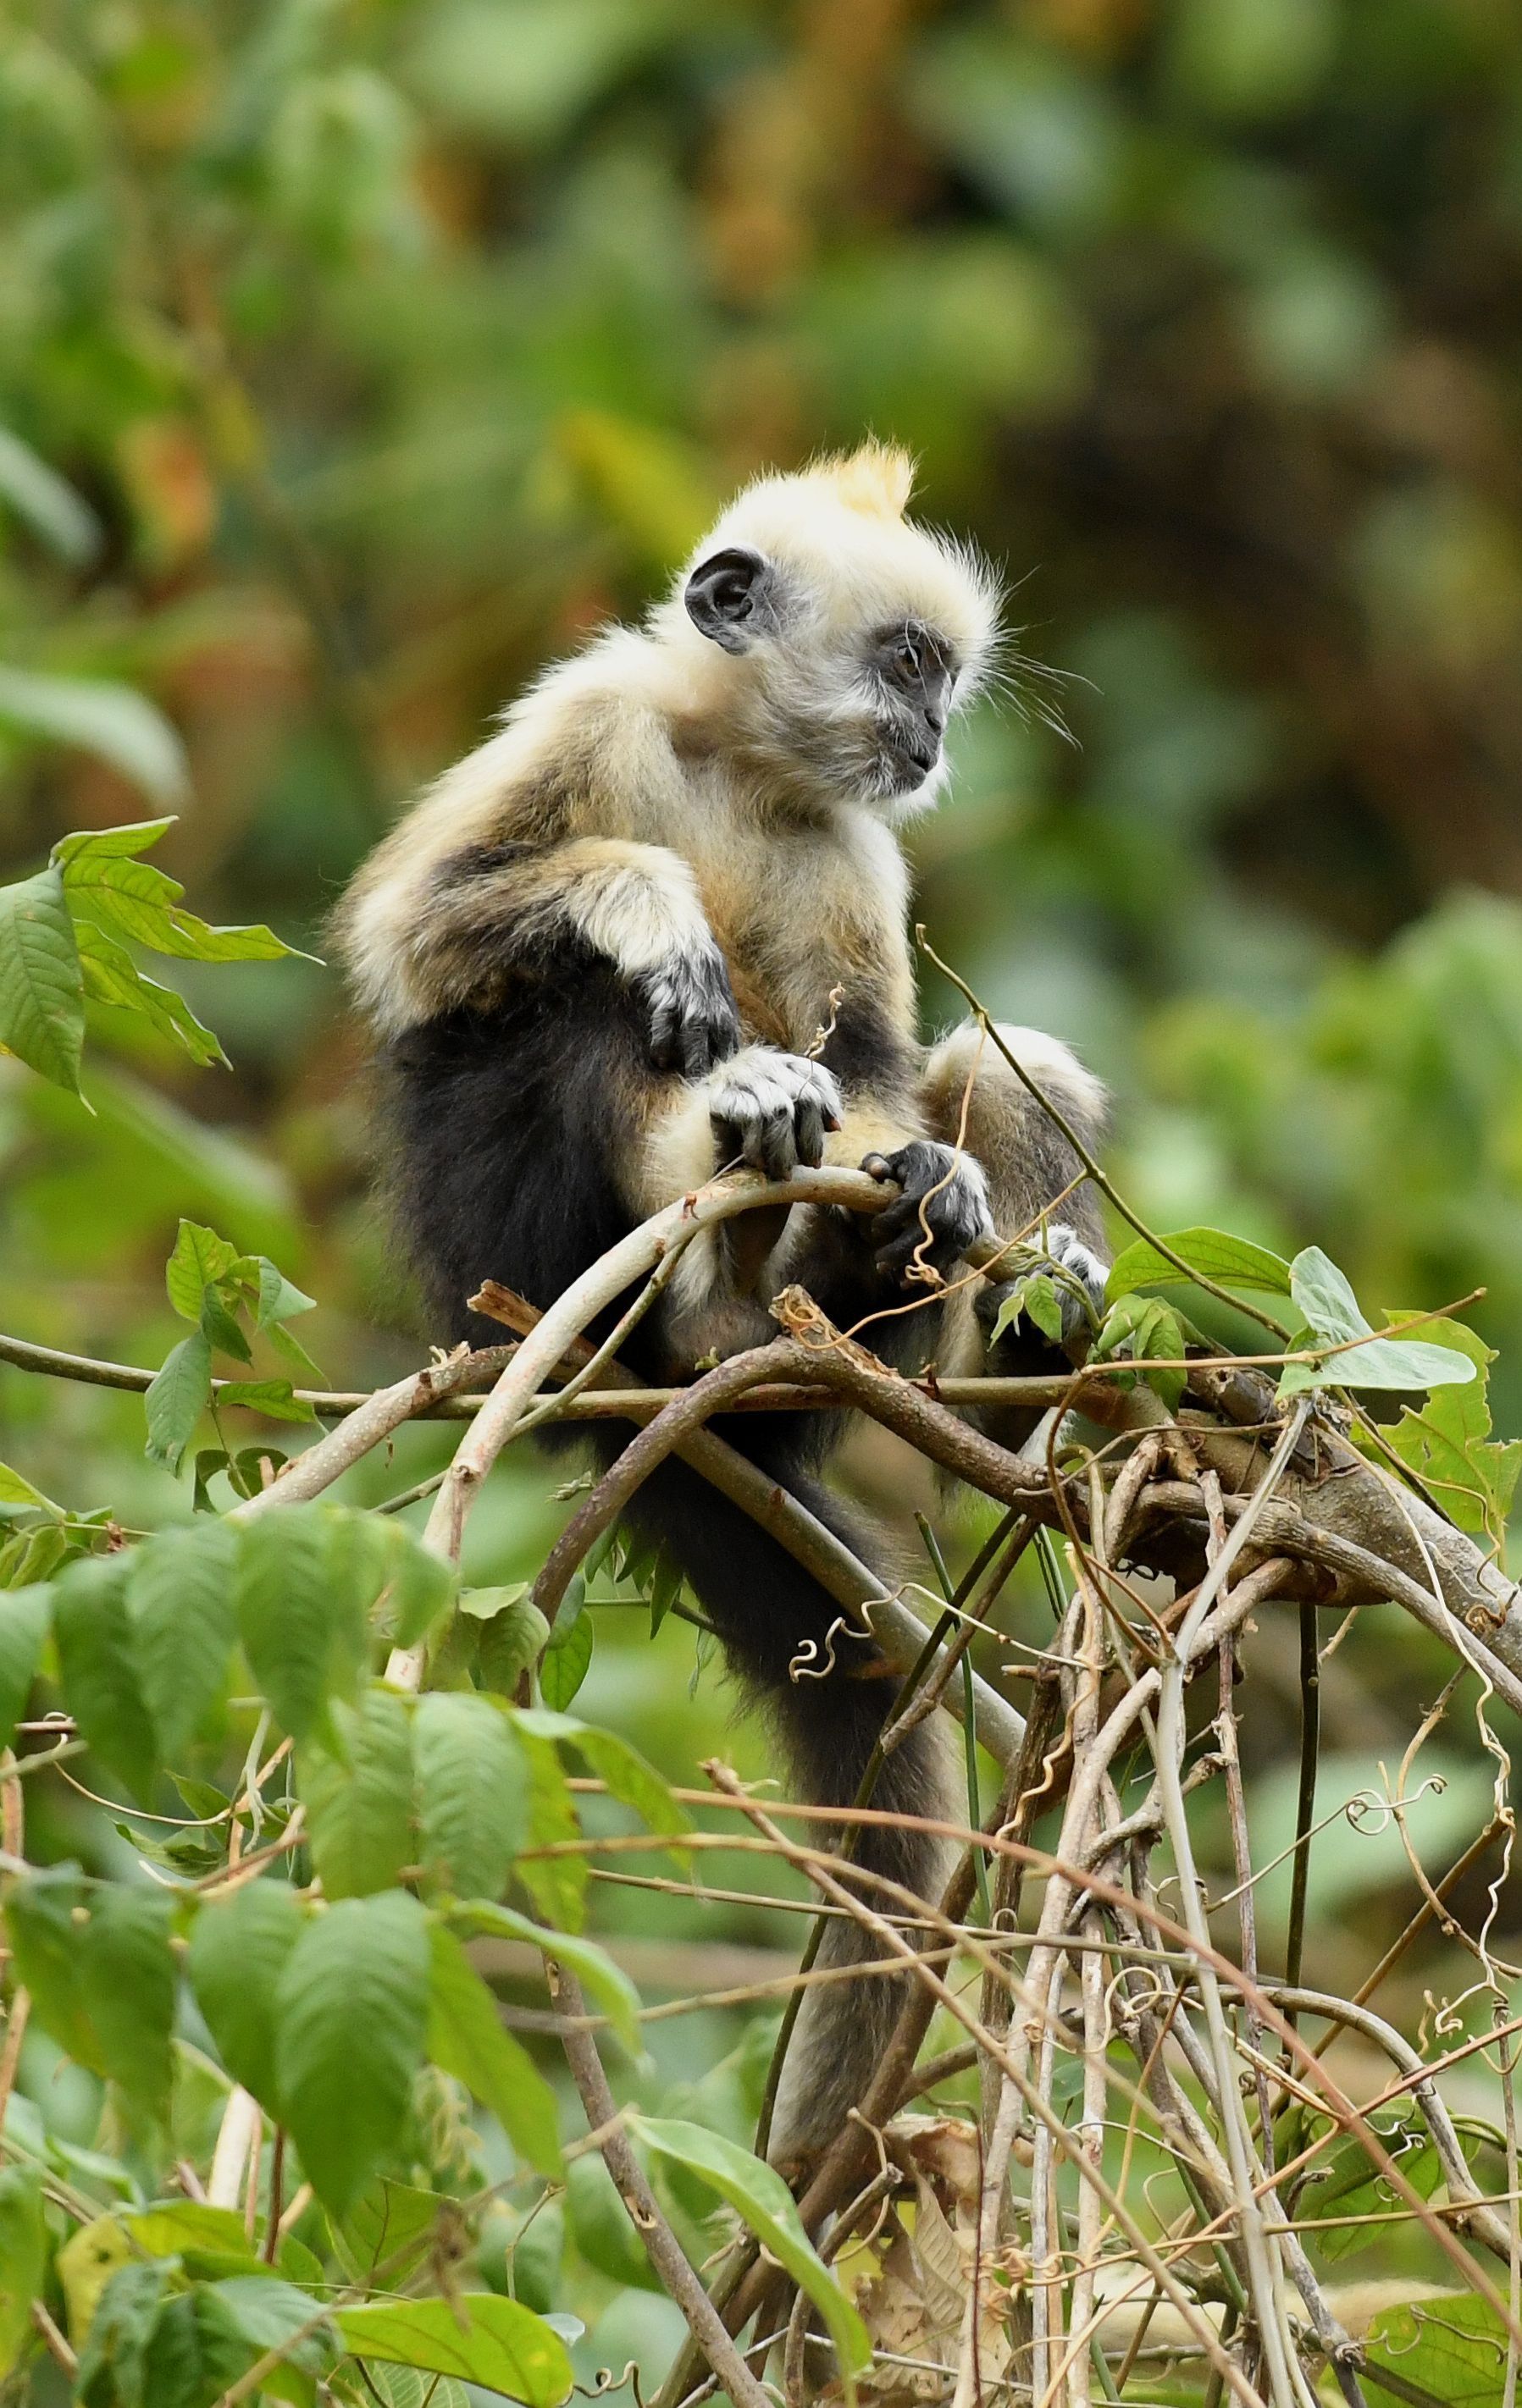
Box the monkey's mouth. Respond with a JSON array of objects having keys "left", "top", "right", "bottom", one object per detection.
[{"left": 882, "top": 733, "right": 940, "bottom": 790}]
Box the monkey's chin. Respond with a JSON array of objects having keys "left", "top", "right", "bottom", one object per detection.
[{"left": 874, "top": 748, "right": 944, "bottom": 818}]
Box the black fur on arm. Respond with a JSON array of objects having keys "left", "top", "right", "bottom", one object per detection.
[
  {"left": 379, "top": 953, "right": 653, "bottom": 1349},
  {"left": 420, "top": 838, "right": 739, "bottom": 1084}
]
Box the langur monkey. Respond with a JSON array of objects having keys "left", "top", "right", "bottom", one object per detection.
[{"left": 337, "top": 444, "right": 1107, "bottom": 2166}]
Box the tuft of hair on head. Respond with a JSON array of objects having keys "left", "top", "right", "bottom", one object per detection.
[{"left": 815, "top": 439, "right": 916, "bottom": 522}]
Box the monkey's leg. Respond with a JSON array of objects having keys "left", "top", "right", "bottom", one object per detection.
[
  {"left": 612, "top": 1431, "right": 953, "bottom": 2172},
  {"left": 918, "top": 1020, "right": 1110, "bottom": 1445}
]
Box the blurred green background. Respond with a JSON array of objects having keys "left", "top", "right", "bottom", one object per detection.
[{"left": 3, "top": 0, "right": 1522, "bottom": 2336}]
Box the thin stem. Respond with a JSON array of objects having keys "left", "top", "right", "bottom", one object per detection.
[{"left": 1285, "top": 1600, "right": 1320, "bottom": 2003}]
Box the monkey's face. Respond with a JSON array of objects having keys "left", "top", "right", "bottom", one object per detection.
[{"left": 683, "top": 545, "right": 966, "bottom": 815}]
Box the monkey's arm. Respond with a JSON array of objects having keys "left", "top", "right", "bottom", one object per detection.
[{"left": 341, "top": 834, "right": 740, "bottom": 1074}]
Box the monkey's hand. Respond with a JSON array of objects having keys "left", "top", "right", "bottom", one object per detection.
[
  {"left": 862, "top": 1140, "right": 994, "bottom": 1284},
  {"left": 975, "top": 1223, "right": 1110, "bottom": 1351},
  {"left": 708, "top": 1048, "right": 844, "bottom": 1178},
  {"left": 635, "top": 941, "right": 742, "bottom": 1078}
]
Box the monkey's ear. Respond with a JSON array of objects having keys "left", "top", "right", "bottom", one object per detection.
[{"left": 684, "top": 547, "right": 773, "bottom": 653}]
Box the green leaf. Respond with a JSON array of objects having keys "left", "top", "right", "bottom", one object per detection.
[
  {"left": 1093, "top": 1294, "right": 1187, "bottom": 1411},
  {"left": 0, "top": 1584, "right": 50, "bottom": 1749},
  {"left": 52, "top": 819, "right": 177, "bottom": 862},
  {"left": 464, "top": 1587, "right": 547, "bottom": 1696},
  {"left": 136, "top": 2286, "right": 256, "bottom": 2408},
  {"left": 126, "top": 1519, "right": 238, "bottom": 1760},
  {"left": 361, "top": 2371, "right": 470, "bottom": 2408},
  {"left": 165, "top": 1220, "right": 241, "bottom": 1320},
  {"left": 145, "top": 1329, "right": 214, "bottom": 1471},
  {"left": 427, "top": 1923, "right": 562, "bottom": 2178},
  {"left": 0, "top": 862, "right": 85, "bottom": 1094},
  {"left": 512, "top": 1726, "right": 587, "bottom": 1932},
  {"left": 539, "top": 1610, "right": 592, "bottom": 1709},
  {"left": 337, "top": 2180, "right": 443, "bottom": 2284},
  {"left": 235, "top": 1505, "right": 369, "bottom": 1742},
  {"left": 565, "top": 2153, "right": 664, "bottom": 2293},
  {"left": 75, "top": 2258, "right": 169, "bottom": 2406},
  {"left": 78, "top": 1886, "right": 176, "bottom": 2117},
  {"left": 0, "top": 666, "right": 187, "bottom": 802},
  {"left": 53, "top": 1551, "right": 159, "bottom": 1800},
  {"left": 414, "top": 1691, "right": 527, "bottom": 1901},
  {"left": 634, "top": 2116, "right": 871, "bottom": 2400},
  {"left": 57, "top": 827, "right": 299, "bottom": 963},
  {"left": 125, "top": 2201, "right": 257, "bottom": 2271},
  {"left": 0, "top": 2166, "right": 45, "bottom": 2376},
  {"left": 275, "top": 1889, "right": 430, "bottom": 2216},
  {"left": 341, "top": 1511, "right": 457, "bottom": 1651},
  {"left": 75, "top": 914, "right": 228, "bottom": 1069},
  {"left": 0, "top": 1461, "right": 62, "bottom": 1517},
  {"left": 517, "top": 1708, "right": 691, "bottom": 1850},
  {"left": 1364, "top": 2290, "right": 1512, "bottom": 2405},
  {"left": 202, "top": 2274, "right": 333, "bottom": 2375},
  {"left": 6, "top": 1868, "right": 103, "bottom": 2072},
  {"left": 646, "top": 1551, "right": 681, "bottom": 1638},
  {"left": 0, "top": 426, "right": 101, "bottom": 563},
  {"left": 333, "top": 2295, "right": 572, "bottom": 2407},
  {"left": 188, "top": 1878, "right": 307, "bottom": 2110},
  {"left": 454, "top": 1903, "right": 641, "bottom": 2054},
  {"left": 218, "top": 1378, "right": 317, "bottom": 1423},
  {"left": 255, "top": 1260, "right": 318, "bottom": 1327},
  {"left": 1105, "top": 1227, "right": 1293, "bottom": 1300},
  {"left": 1381, "top": 1318, "right": 1522, "bottom": 1542},
  {"left": 1299, "top": 2106, "right": 1442, "bottom": 2263},
  {"left": 1284, "top": 1248, "right": 1478, "bottom": 1395},
  {"left": 299, "top": 1687, "right": 414, "bottom": 1897}
]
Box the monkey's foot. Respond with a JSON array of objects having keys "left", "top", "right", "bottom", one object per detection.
[{"left": 862, "top": 1139, "right": 995, "bottom": 1283}]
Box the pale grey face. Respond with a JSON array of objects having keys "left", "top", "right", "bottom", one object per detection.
[{"left": 684, "top": 547, "right": 960, "bottom": 806}]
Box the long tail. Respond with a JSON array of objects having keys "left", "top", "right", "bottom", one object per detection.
[{"left": 617, "top": 1440, "right": 953, "bottom": 2167}]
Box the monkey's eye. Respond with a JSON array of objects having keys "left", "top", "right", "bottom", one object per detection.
[{"left": 894, "top": 637, "right": 921, "bottom": 680}]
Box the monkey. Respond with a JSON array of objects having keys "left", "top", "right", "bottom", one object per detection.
[{"left": 335, "top": 443, "right": 1109, "bottom": 2168}]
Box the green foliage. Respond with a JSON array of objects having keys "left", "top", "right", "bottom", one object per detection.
[
  {"left": 146, "top": 1218, "right": 320, "bottom": 1468},
  {"left": 0, "top": 821, "right": 302, "bottom": 1105},
  {"left": 299, "top": 1687, "right": 415, "bottom": 1899},
  {"left": 426, "top": 1924, "right": 563, "bottom": 2179},
  {"left": 413, "top": 1691, "right": 528, "bottom": 1901},
  {"left": 188, "top": 1880, "right": 307, "bottom": 2110},
  {"left": 1363, "top": 2290, "right": 1514, "bottom": 2405},
  {"left": 0, "top": 2167, "right": 46, "bottom": 2377},
  {"left": 1092, "top": 1292, "right": 1188, "bottom": 1411},
  {"left": 1381, "top": 1319, "right": 1522, "bottom": 1549},
  {"left": 634, "top": 2116, "right": 872, "bottom": 2401},
  {"left": 1104, "top": 1228, "right": 1293, "bottom": 1301},
  {"left": 275, "top": 1891, "right": 431, "bottom": 2216},
  {"left": 332, "top": 2296, "right": 572, "bottom": 2406},
  {"left": 1281, "top": 1245, "right": 1478, "bottom": 1396}
]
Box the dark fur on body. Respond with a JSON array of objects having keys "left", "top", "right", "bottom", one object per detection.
[{"left": 383, "top": 969, "right": 967, "bottom": 2153}]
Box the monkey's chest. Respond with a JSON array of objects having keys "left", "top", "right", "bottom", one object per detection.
[{"left": 692, "top": 830, "right": 911, "bottom": 1059}]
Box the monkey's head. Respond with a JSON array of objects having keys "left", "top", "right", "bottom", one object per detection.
[{"left": 667, "top": 443, "right": 1000, "bottom": 818}]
